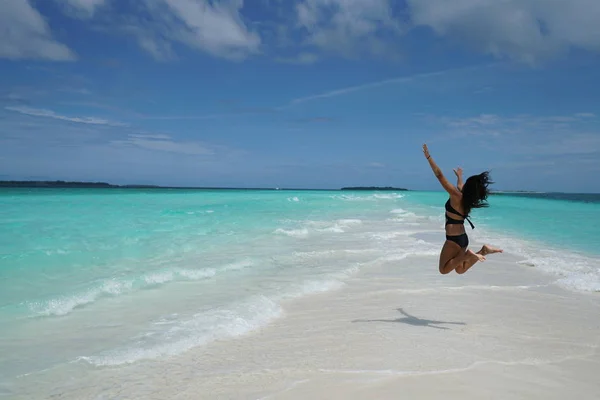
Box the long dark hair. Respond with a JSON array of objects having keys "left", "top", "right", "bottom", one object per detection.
[{"left": 461, "top": 171, "right": 493, "bottom": 217}]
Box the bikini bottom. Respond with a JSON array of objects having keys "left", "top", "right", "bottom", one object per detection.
[{"left": 446, "top": 233, "right": 469, "bottom": 249}]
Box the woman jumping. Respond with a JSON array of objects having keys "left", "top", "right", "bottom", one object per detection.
[{"left": 423, "top": 144, "right": 503, "bottom": 275}]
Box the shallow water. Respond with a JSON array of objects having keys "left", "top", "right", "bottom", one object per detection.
[{"left": 1, "top": 188, "right": 598, "bottom": 389}]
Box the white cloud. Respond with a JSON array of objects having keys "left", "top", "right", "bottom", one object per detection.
[
  {"left": 529, "top": 133, "right": 600, "bottom": 156},
  {"left": 576, "top": 113, "right": 596, "bottom": 118},
  {"left": 60, "top": 0, "right": 107, "bottom": 17},
  {"left": 5, "top": 106, "right": 126, "bottom": 126},
  {"left": 60, "top": 87, "right": 93, "bottom": 95},
  {"left": 275, "top": 52, "right": 319, "bottom": 64},
  {"left": 129, "top": 133, "right": 172, "bottom": 140},
  {"left": 445, "top": 114, "right": 500, "bottom": 128},
  {"left": 119, "top": 0, "right": 261, "bottom": 61},
  {"left": 9, "top": 0, "right": 599, "bottom": 65},
  {"left": 112, "top": 134, "right": 215, "bottom": 155},
  {"left": 430, "top": 112, "right": 600, "bottom": 157},
  {"left": 161, "top": 0, "right": 261, "bottom": 59},
  {"left": 0, "top": 0, "right": 76, "bottom": 61},
  {"left": 136, "top": 34, "right": 176, "bottom": 61},
  {"left": 55, "top": 0, "right": 260, "bottom": 61},
  {"left": 407, "top": 0, "right": 600, "bottom": 63},
  {"left": 131, "top": 0, "right": 600, "bottom": 63},
  {"left": 439, "top": 112, "right": 598, "bottom": 134},
  {"left": 294, "top": 0, "right": 403, "bottom": 58}
]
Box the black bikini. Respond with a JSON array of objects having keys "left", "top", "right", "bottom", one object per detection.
[{"left": 444, "top": 199, "right": 474, "bottom": 248}]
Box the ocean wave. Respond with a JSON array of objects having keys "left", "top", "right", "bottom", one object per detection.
[
  {"left": 304, "top": 219, "right": 362, "bottom": 227},
  {"left": 379, "top": 248, "right": 440, "bottom": 261},
  {"left": 330, "top": 193, "right": 404, "bottom": 202},
  {"left": 390, "top": 208, "right": 417, "bottom": 216},
  {"left": 472, "top": 230, "right": 600, "bottom": 293},
  {"left": 275, "top": 218, "right": 363, "bottom": 237},
  {"left": 283, "top": 265, "right": 360, "bottom": 299},
  {"left": 290, "top": 249, "right": 375, "bottom": 260},
  {"left": 517, "top": 253, "right": 600, "bottom": 292},
  {"left": 373, "top": 193, "right": 404, "bottom": 200},
  {"left": 187, "top": 209, "right": 215, "bottom": 214},
  {"left": 367, "top": 231, "right": 416, "bottom": 241},
  {"left": 27, "top": 260, "right": 255, "bottom": 317},
  {"left": 316, "top": 219, "right": 362, "bottom": 233},
  {"left": 79, "top": 295, "right": 282, "bottom": 366},
  {"left": 79, "top": 265, "right": 360, "bottom": 367},
  {"left": 274, "top": 228, "right": 310, "bottom": 238},
  {"left": 337, "top": 219, "right": 363, "bottom": 225}
]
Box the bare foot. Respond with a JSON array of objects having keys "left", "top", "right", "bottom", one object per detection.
[
  {"left": 468, "top": 249, "right": 486, "bottom": 262},
  {"left": 479, "top": 244, "right": 503, "bottom": 256}
]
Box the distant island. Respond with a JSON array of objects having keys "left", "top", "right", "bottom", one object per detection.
[
  {"left": 0, "top": 180, "right": 160, "bottom": 188},
  {"left": 341, "top": 186, "right": 408, "bottom": 191},
  {"left": 0, "top": 180, "right": 327, "bottom": 190},
  {"left": 490, "top": 190, "right": 544, "bottom": 195}
]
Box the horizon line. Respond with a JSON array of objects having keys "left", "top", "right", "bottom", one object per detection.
[{"left": 0, "top": 180, "right": 410, "bottom": 191}]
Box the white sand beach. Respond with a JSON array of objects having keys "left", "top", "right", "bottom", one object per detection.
[{"left": 13, "top": 233, "right": 600, "bottom": 399}]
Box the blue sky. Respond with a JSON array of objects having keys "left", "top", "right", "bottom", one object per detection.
[{"left": 1, "top": 0, "right": 599, "bottom": 191}]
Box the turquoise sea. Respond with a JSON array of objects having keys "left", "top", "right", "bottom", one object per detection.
[{"left": 1, "top": 188, "right": 599, "bottom": 392}]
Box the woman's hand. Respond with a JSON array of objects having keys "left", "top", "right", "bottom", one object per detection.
[
  {"left": 422, "top": 144, "right": 431, "bottom": 159},
  {"left": 423, "top": 143, "right": 458, "bottom": 195},
  {"left": 454, "top": 166, "right": 464, "bottom": 191}
]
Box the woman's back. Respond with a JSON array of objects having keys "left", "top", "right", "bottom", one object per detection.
[{"left": 445, "top": 195, "right": 467, "bottom": 236}]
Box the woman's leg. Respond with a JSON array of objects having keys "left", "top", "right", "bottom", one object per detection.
[
  {"left": 439, "top": 240, "right": 485, "bottom": 275},
  {"left": 454, "top": 249, "right": 486, "bottom": 274},
  {"left": 454, "top": 244, "right": 503, "bottom": 275},
  {"left": 479, "top": 244, "right": 503, "bottom": 256}
]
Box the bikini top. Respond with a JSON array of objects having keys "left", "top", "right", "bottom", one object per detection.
[{"left": 445, "top": 199, "right": 475, "bottom": 229}]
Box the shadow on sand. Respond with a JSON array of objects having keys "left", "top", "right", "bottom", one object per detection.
[{"left": 352, "top": 308, "right": 466, "bottom": 330}]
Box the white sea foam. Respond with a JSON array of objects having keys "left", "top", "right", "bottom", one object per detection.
[
  {"left": 223, "top": 259, "right": 255, "bottom": 271},
  {"left": 291, "top": 249, "right": 374, "bottom": 260},
  {"left": 291, "top": 250, "right": 337, "bottom": 259},
  {"left": 81, "top": 295, "right": 283, "bottom": 366},
  {"left": 330, "top": 193, "right": 404, "bottom": 202},
  {"left": 284, "top": 265, "right": 360, "bottom": 299},
  {"left": 174, "top": 268, "right": 217, "bottom": 280},
  {"left": 274, "top": 228, "right": 309, "bottom": 238},
  {"left": 391, "top": 209, "right": 417, "bottom": 216},
  {"left": 318, "top": 219, "right": 362, "bottom": 233},
  {"left": 28, "top": 262, "right": 254, "bottom": 317},
  {"left": 79, "top": 263, "right": 361, "bottom": 367},
  {"left": 345, "top": 249, "right": 377, "bottom": 254},
  {"left": 284, "top": 279, "right": 346, "bottom": 299},
  {"left": 378, "top": 243, "right": 440, "bottom": 261},
  {"left": 319, "top": 225, "right": 346, "bottom": 233},
  {"left": 274, "top": 217, "right": 364, "bottom": 237},
  {"left": 27, "top": 279, "right": 135, "bottom": 317},
  {"left": 338, "top": 218, "right": 363, "bottom": 225},
  {"left": 278, "top": 218, "right": 362, "bottom": 235},
  {"left": 471, "top": 228, "right": 600, "bottom": 292},
  {"left": 367, "top": 231, "right": 415, "bottom": 240},
  {"left": 143, "top": 271, "right": 175, "bottom": 285}
]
